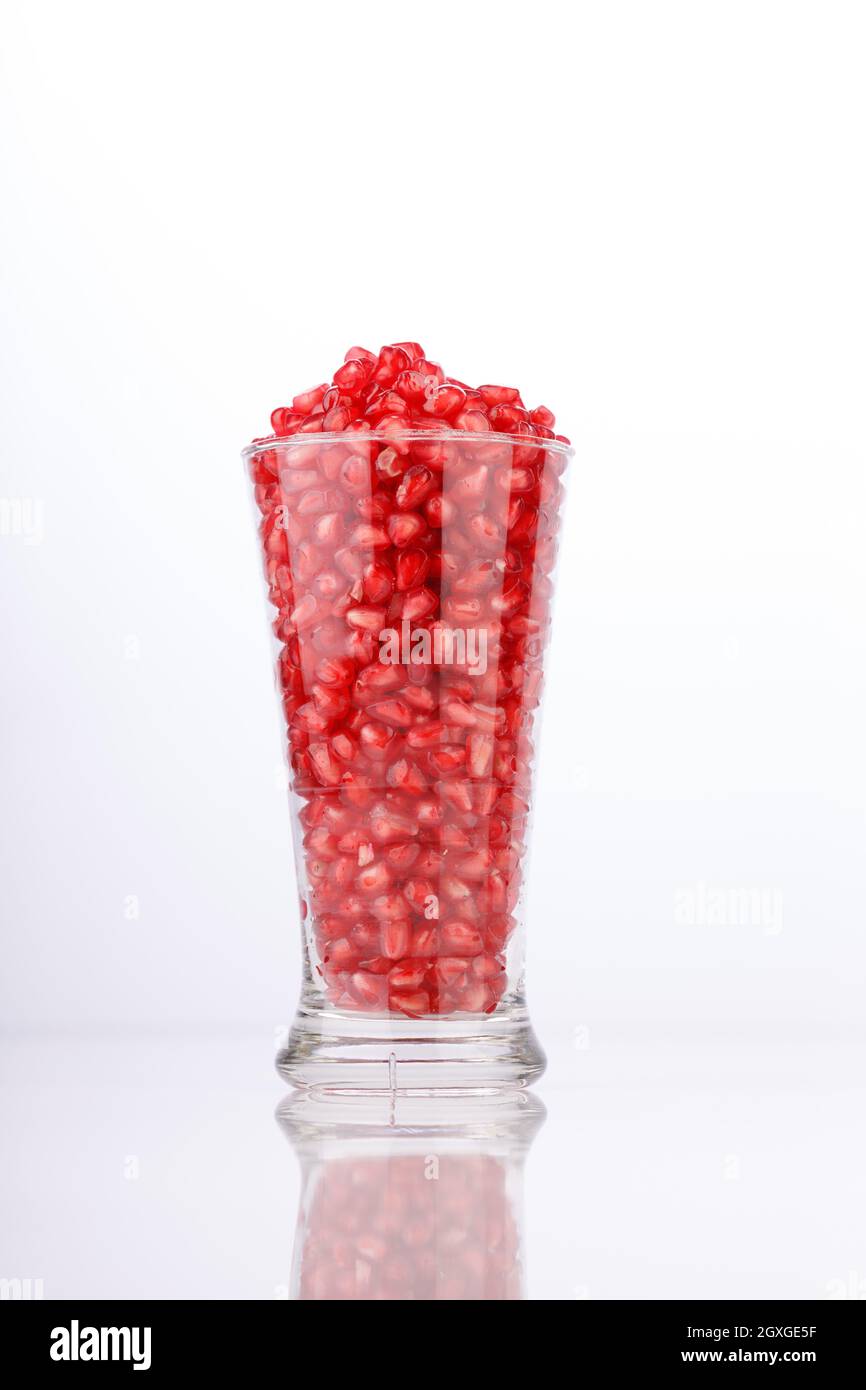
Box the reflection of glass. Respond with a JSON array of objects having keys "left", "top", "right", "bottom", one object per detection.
[{"left": 278, "top": 1090, "right": 545, "bottom": 1300}]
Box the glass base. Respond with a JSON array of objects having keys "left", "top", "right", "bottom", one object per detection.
[{"left": 276, "top": 994, "right": 546, "bottom": 1093}]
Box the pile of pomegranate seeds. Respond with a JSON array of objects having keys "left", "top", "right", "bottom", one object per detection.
[
  {"left": 297, "top": 1153, "right": 520, "bottom": 1300},
  {"left": 247, "top": 343, "right": 569, "bottom": 1018}
]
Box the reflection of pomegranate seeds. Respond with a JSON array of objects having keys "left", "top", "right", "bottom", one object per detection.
[{"left": 249, "top": 343, "right": 568, "bottom": 1016}]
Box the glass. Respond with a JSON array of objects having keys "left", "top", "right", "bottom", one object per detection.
[{"left": 244, "top": 427, "right": 571, "bottom": 1088}]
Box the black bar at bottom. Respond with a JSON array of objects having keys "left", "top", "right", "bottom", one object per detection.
[{"left": 3, "top": 1299, "right": 861, "bottom": 1372}]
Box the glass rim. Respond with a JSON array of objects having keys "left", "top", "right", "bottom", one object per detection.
[{"left": 242, "top": 427, "right": 573, "bottom": 461}]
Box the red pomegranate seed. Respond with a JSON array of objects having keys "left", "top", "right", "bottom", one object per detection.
[
  {"left": 369, "top": 805, "right": 418, "bottom": 843},
  {"left": 311, "top": 683, "right": 350, "bottom": 719},
  {"left": 424, "top": 494, "right": 456, "bottom": 528},
  {"left": 371, "top": 892, "right": 410, "bottom": 923},
  {"left": 363, "top": 559, "right": 395, "bottom": 604},
  {"left": 333, "top": 358, "right": 372, "bottom": 393},
  {"left": 410, "top": 926, "right": 438, "bottom": 958},
  {"left": 395, "top": 548, "right": 430, "bottom": 592},
  {"left": 424, "top": 384, "right": 465, "bottom": 417},
  {"left": 466, "top": 732, "right": 494, "bottom": 779},
  {"left": 382, "top": 919, "right": 411, "bottom": 960},
  {"left": 406, "top": 720, "right": 446, "bottom": 750},
  {"left": 315, "top": 654, "right": 354, "bottom": 686},
  {"left": 271, "top": 407, "right": 302, "bottom": 436},
  {"left": 387, "top": 512, "right": 426, "bottom": 548},
  {"left": 362, "top": 698, "right": 412, "bottom": 729},
  {"left": 293, "top": 384, "right": 328, "bottom": 415},
  {"left": 344, "top": 345, "right": 377, "bottom": 365},
  {"left": 440, "top": 920, "right": 485, "bottom": 957},
  {"left": 395, "top": 465, "right": 435, "bottom": 511},
  {"left": 326, "top": 938, "right": 361, "bottom": 970},
  {"left": 357, "top": 861, "right": 392, "bottom": 895},
  {"left": 478, "top": 385, "right": 522, "bottom": 407},
  {"left": 393, "top": 370, "right": 432, "bottom": 406},
  {"left": 375, "top": 446, "right": 401, "bottom": 479},
  {"left": 428, "top": 746, "right": 466, "bottom": 775},
  {"left": 434, "top": 957, "right": 468, "bottom": 987},
  {"left": 386, "top": 757, "right": 427, "bottom": 794},
  {"left": 373, "top": 345, "right": 412, "bottom": 386},
  {"left": 402, "top": 877, "right": 435, "bottom": 914},
  {"left": 307, "top": 742, "right": 343, "bottom": 786},
  {"left": 489, "top": 404, "right": 526, "bottom": 432},
  {"left": 454, "top": 409, "right": 490, "bottom": 432},
  {"left": 350, "top": 971, "right": 388, "bottom": 1009},
  {"left": 401, "top": 586, "right": 438, "bottom": 621},
  {"left": 359, "top": 720, "right": 395, "bottom": 759},
  {"left": 346, "top": 606, "right": 386, "bottom": 633},
  {"left": 385, "top": 842, "right": 421, "bottom": 872},
  {"left": 388, "top": 961, "right": 427, "bottom": 991},
  {"left": 389, "top": 990, "right": 430, "bottom": 1017},
  {"left": 350, "top": 523, "right": 390, "bottom": 550}
]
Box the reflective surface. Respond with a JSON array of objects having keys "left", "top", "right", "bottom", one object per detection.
[
  {"left": 281, "top": 1090, "right": 544, "bottom": 1299},
  {"left": 2, "top": 1022, "right": 865, "bottom": 1301}
]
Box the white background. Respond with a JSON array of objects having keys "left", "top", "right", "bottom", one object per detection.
[{"left": 1, "top": 0, "right": 865, "bottom": 1301}]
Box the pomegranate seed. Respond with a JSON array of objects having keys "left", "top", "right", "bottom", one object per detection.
[
  {"left": 315, "top": 654, "right": 354, "bottom": 685},
  {"left": 395, "top": 548, "right": 430, "bottom": 592},
  {"left": 390, "top": 990, "right": 430, "bottom": 1017},
  {"left": 346, "top": 606, "right": 386, "bottom": 633},
  {"left": 371, "top": 892, "right": 410, "bottom": 923},
  {"left": 333, "top": 358, "right": 372, "bottom": 393},
  {"left": 293, "top": 384, "right": 328, "bottom": 415},
  {"left": 344, "top": 345, "right": 377, "bottom": 365},
  {"left": 406, "top": 720, "right": 447, "bottom": 750},
  {"left": 450, "top": 463, "right": 488, "bottom": 501},
  {"left": 428, "top": 746, "right": 466, "bottom": 775},
  {"left": 478, "top": 385, "right": 522, "bottom": 407},
  {"left": 440, "top": 920, "right": 485, "bottom": 957},
  {"left": 386, "top": 757, "right": 427, "bottom": 794},
  {"left": 424, "top": 384, "right": 465, "bottom": 417},
  {"left": 373, "top": 345, "right": 412, "bottom": 386},
  {"left": 369, "top": 805, "right": 418, "bottom": 843},
  {"left": 363, "top": 559, "right": 395, "bottom": 604},
  {"left": 388, "top": 961, "right": 427, "bottom": 991},
  {"left": 387, "top": 512, "right": 426, "bottom": 548},
  {"left": 395, "top": 465, "right": 435, "bottom": 511},
  {"left": 434, "top": 957, "right": 468, "bottom": 987},
  {"left": 411, "top": 926, "right": 438, "bottom": 957},
  {"left": 467, "top": 732, "right": 494, "bottom": 779},
  {"left": 350, "top": 523, "right": 390, "bottom": 550},
  {"left": 393, "top": 370, "right": 432, "bottom": 405},
  {"left": 365, "top": 698, "right": 414, "bottom": 728},
  {"left": 271, "top": 407, "right": 302, "bottom": 435},
  {"left": 401, "top": 586, "right": 438, "bottom": 621},
  {"left": 326, "top": 938, "right": 360, "bottom": 971},
  {"left": 385, "top": 842, "right": 421, "bottom": 872},
  {"left": 358, "top": 720, "right": 395, "bottom": 759},
  {"left": 307, "top": 742, "right": 343, "bottom": 786},
  {"left": 424, "top": 494, "right": 456, "bottom": 527},
  {"left": 350, "top": 971, "right": 388, "bottom": 1009},
  {"left": 357, "top": 861, "right": 392, "bottom": 895},
  {"left": 454, "top": 409, "right": 490, "bottom": 432},
  {"left": 382, "top": 919, "right": 411, "bottom": 960},
  {"left": 375, "top": 446, "right": 401, "bottom": 479}
]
